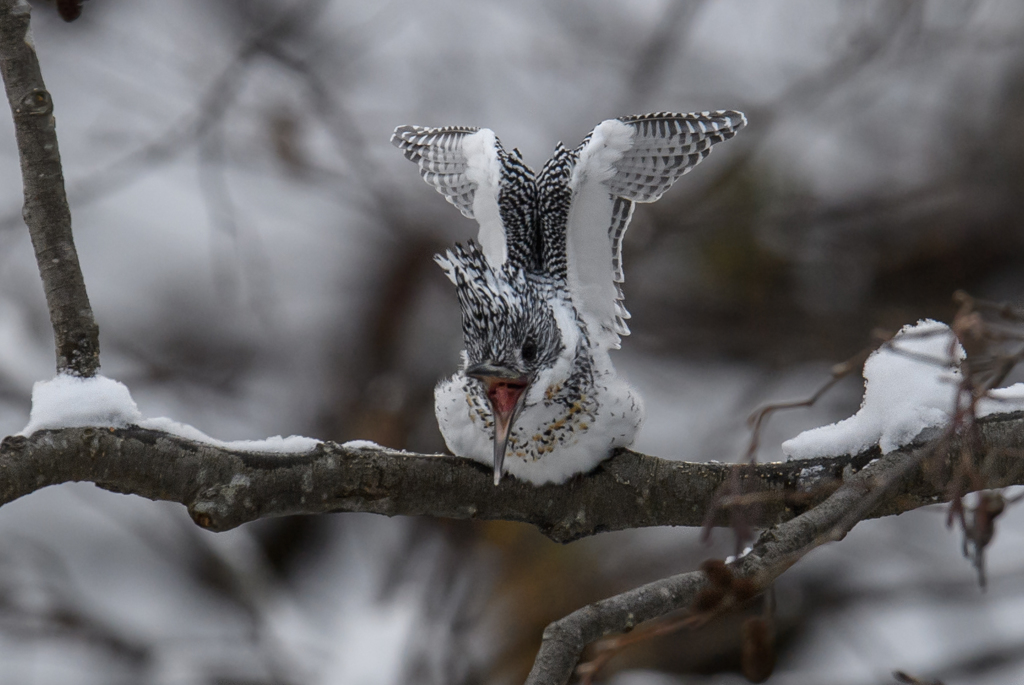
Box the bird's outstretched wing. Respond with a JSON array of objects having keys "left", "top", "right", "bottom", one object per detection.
[
  {"left": 391, "top": 125, "right": 538, "bottom": 271},
  {"left": 563, "top": 110, "right": 746, "bottom": 350}
]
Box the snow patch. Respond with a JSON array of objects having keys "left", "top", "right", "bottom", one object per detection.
[
  {"left": 783, "top": 320, "right": 1024, "bottom": 460},
  {"left": 341, "top": 440, "right": 385, "bottom": 450},
  {"left": 138, "top": 416, "right": 319, "bottom": 453},
  {"left": 798, "top": 465, "right": 824, "bottom": 479},
  {"left": 797, "top": 464, "right": 827, "bottom": 489},
  {"left": 978, "top": 383, "right": 1024, "bottom": 416},
  {"left": 19, "top": 374, "right": 142, "bottom": 435},
  {"left": 20, "top": 375, "right": 319, "bottom": 453},
  {"left": 724, "top": 546, "right": 754, "bottom": 565},
  {"left": 213, "top": 435, "right": 319, "bottom": 454}
]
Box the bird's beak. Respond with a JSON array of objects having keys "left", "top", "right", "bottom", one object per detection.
[{"left": 466, "top": 362, "right": 531, "bottom": 485}]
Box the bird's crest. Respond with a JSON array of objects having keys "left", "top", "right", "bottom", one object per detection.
[{"left": 435, "top": 241, "right": 564, "bottom": 372}]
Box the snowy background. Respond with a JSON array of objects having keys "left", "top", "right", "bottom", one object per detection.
[{"left": 2, "top": 0, "right": 1024, "bottom": 683}]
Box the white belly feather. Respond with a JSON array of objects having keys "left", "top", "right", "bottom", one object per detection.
[{"left": 435, "top": 364, "right": 643, "bottom": 485}]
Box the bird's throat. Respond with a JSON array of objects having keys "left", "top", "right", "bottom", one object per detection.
[
  {"left": 477, "top": 376, "right": 531, "bottom": 485},
  {"left": 488, "top": 380, "right": 527, "bottom": 417}
]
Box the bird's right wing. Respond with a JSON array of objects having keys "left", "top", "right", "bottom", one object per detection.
[
  {"left": 564, "top": 111, "right": 746, "bottom": 351},
  {"left": 392, "top": 125, "right": 536, "bottom": 270}
]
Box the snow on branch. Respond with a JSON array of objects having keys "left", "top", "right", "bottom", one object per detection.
[
  {"left": 2, "top": 411, "right": 1024, "bottom": 544},
  {"left": 4, "top": 328, "right": 1024, "bottom": 543},
  {"left": 784, "top": 320, "right": 1024, "bottom": 458}
]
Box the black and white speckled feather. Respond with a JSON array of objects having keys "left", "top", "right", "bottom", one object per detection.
[
  {"left": 391, "top": 125, "right": 480, "bottom": 219},
  {"left": 536, "top": 144, "right": 575, "bottom": 279},
  {"left": 435, "top": 241, "right": 563, "bottom": 372},
  {"left": 392, "top": 125, "right": 541, "bottom": 271},
  {"left": 392, "top": 111, "right": 746, "bottom": 484}
]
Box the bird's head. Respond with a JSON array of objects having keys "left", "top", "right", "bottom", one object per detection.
[{"left": 436, "top": 241, "right": 566, "bottom": 484}]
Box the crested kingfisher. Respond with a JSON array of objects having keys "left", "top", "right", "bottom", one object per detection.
[{"left": 392, "top": 112, "right": 746, "bottom": 485}]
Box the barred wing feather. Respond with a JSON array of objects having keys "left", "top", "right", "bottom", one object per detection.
[
  {"left": 565, "top": 111, "right": 746, "bottom": 351},
  {"left": 391, "top": 124, "right": 509, "bottom": 268}
]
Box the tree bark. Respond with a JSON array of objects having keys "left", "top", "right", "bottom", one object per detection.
[
  {"left": 3, "top": 411, "right": 1022, "bottom": 542},
  {"left": 0, "top": 0, "right": 99, "bottom": 376}
]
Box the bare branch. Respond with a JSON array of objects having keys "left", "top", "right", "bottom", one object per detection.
[
  {"left": 523, "top": 426, "right": 949, "bottom": 685},
  {"left": 0, "top": 0, "right": 99, "bottom": 376}
]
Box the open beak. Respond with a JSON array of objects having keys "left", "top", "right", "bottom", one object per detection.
[{"left": 466, "top": 362, "right": 531, "bottom": 485}]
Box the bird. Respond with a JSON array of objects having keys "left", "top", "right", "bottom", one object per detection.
[{"left": 391, "top": 111, "right": 746, "bottom": 485}]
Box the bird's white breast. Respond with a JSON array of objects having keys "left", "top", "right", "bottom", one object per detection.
[{"left": 434, "top": 360, "right": 643, "bottom": 485}]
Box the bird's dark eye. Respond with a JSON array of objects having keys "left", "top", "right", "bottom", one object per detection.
[{"left": 521, "top": 340, "right": 538, "bottom": 363}]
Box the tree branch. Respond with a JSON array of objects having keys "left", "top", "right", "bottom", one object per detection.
[
  {"left": 2, "top": 411, "right": 1022, "bottom": 544},
  {"left": 523, "top": 428, "right": 956, "bottom": 685},
  {"left": 0, "top": 0, "right": 99, "bottom": 376}
]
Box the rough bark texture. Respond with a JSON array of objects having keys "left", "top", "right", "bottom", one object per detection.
[
  {"left": 2, "top": 411, "right": 1022, "bottom": 543},
  {"left": 0, "top": 0, "right": 99, "bottom": 376}
]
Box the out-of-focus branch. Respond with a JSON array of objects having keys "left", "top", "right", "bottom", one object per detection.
[
  {"left": 0, "top": 0, "right": 332, "bottom": 234},
  {"left": 523, "top": 428, "right": 944, "bottom": 685},
  {"left": 0, "top": 0, "right": 99, "bottom": 376},
  {"left": 2, "top": 411, "right": 1023, "bottom": 543},
  {"left": 618, "top": 0, "right": 707, "bottom": 109}
]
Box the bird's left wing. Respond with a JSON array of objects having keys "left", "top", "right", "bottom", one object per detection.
[
  {"left": 564, "top": 111, "right": 746, "bottom": 350},
  {"left": 392, "top": 125, "right": 535, "bottom": 270}
]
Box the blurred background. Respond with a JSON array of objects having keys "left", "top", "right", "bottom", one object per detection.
[{"left": 1, "top": 0, "right": 1023, "bottom": 683}]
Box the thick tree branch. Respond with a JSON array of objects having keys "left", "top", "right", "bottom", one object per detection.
[
  {"left": 0, "top": 0, "right": 99, "bottom": 376},
  {"left": 2, "top": 411, "right": 1023, "bottom": 544}
]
